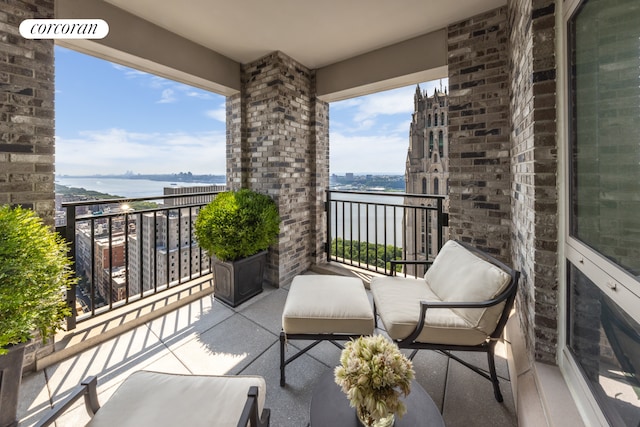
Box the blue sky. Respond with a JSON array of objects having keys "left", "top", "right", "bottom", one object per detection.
[{"left": 55, "top": 46, "right": 447, "bottom": 176}]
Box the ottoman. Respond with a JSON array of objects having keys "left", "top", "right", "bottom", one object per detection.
[{"left": 279, "top": 275, "right": 375, "bottom": 386}]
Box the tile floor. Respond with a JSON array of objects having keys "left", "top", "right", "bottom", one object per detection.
[{"left": 17, "top": 281, "right": 517, "bottom": 427}]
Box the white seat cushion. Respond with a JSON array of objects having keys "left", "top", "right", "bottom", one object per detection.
[
  {"left": 425, "top": 240, "right": 511, "bottom": 335},
  {"left": 87, "top": 371, "right": 266, "bottom": 427},
  {"left": 282, "top": 275, "right": 374, "bottom": 335},
  {"left": 370, "top": 276, "right": 488, "bottom": 345}
]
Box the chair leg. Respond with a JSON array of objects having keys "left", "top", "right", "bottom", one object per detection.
[
  {"left": 487, "top": 347, "right": 503, "bottom": 402},
  {"left": 280, "top": 331, "right": 286, "bottom": 387},
  {"left": 373, "top": 303, "right": 378, "bottom": 328}
]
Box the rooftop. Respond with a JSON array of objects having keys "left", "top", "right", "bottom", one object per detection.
[{"left": 17, "top": 271, "right": 516, "bottom": 427}]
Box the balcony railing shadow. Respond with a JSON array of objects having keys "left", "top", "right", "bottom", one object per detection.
[{"left": 18, "top": 270, "right": 517, "bottom": 427}]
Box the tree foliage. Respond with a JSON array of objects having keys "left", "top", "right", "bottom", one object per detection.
[
  {"left": 194, "top": 189, "right": 280, "bottom": 261},
  {"left": 331, "top": 238, "right": 402, "bottom": 272},
  {"left": 0, "top": 205, "right": 76, "bottom": 354}
]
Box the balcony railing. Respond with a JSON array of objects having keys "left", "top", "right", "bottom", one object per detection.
[
  {"left": 325, "top": 190, "right": 448, "bottom": 276},
  {"left": 57, "top": 189, "right": 447, "bottom": 327},
  {"left": 57, "top": 190, "right": 222, "bottom": 329}
]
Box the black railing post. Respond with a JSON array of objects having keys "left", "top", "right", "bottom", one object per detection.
[
  {"left": 324, "top": 190, "right": 447, "bottom": 276},
  {"left": 437, "top": 198, "right": 444, "bottom": 251},
  {"left": 325, "top": 190, "right": 332, "bottom": 262},
  {"left": 64, "top": 204, "right": 77, "bottom": 330},
  {"left": 55, "top": 190, "right": 220, "bottom": 325}
]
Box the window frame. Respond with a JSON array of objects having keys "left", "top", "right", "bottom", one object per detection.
[{"left": 559, "top": 0, "right": 640, "bottom": 425}]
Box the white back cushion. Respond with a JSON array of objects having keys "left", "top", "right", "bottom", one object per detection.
[{"left": 425, "top": 240, "right": 511, "bottom": 334}]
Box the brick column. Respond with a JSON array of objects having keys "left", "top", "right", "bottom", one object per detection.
[
  {"left": 448, "top": 2, "right": 559, "bottom": 365},
  {"left": 226, "top": 51, "right": 329, "bottom": 286},
  {"left": 447, "top": 7, "right": 511, "bottom": 261},
  {"left": 0, "top": 0, "right": 56, "bottom": 372},
  {"left": 508, "top": 0, "right": 559, "bottom": 364},
  {"left": 309, "top": 73, "right": 330, "bottom": 267},
  {"left": 0, "top": 0, "right": 56, "bottom": 225}
]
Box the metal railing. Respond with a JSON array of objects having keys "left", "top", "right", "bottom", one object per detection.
[
  {"left": 57, "top": 190, "right": 222, "bottom": 329},
  {"left": 325, "top": 190, "right": 448, "bottom": 276}
]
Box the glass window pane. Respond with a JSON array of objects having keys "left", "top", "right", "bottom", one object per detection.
[
  {"left": 569, "top": 0, "right": 640, "bottom": 276},
  {"left": 568, "top": 263, "right": 640, "bottom": 426}
]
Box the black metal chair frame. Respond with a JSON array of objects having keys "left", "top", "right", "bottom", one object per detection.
[
  {"left": 374, "top": 240, "right": 520, "bottom": 402},
  {"left": 279, "top": 331, "right": 367, "bottom": 386},
  {"left": 35, "top": 375, "right": 271, "bottom": 427}
]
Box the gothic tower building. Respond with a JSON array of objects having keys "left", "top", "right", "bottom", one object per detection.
[{"left": 404, "top": 85, "right": 450, "bottom": 273}]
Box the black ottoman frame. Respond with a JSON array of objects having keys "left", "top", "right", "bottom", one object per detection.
[{"left": 279, "top": 331, "right": 369, "bottom": 386}]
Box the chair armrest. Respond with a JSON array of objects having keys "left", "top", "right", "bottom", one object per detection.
[
  {"left": 389, "top": 260, "right": 433, "bottom": 277},
  {"left": 35, "top": 376, "right": 100, "bottom": 427},
  {"left": 400, "top": 282, "right": 517, "bottom": 346},
  {"left": 236, "top": 386, "right": 270, "bottom": 427}
]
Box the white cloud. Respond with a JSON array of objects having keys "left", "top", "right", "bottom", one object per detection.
[
  {"left": 55, "top": 128, "right": 226, "bottom": 175},
  {"left": 330, "top": 131, "right": 408, "bottom": 175},
  {"left": 111, "top": 63, "right": 148, "bottom": 79},
  {"left": 157, "top": 89, "right": 177, "bottom": 104},
  {"left": 111, "top": 63, "right": 220, "bottom": 104},
  {"left": 337, "top": 79, "right": 448, "bottom": 125},
  {"left": 205, "top": 107, "right": 226, "bottom": 122},
  {"left": 332, "top": 98, "right": 362, "bottom": 110},
  {"left": 186, "top": 91, "right": 214, "bottom": 100},
  {"left": 329, "top": 79, "right": 448, "bottom": 174},
  {"left": 352, "top": 88, "right": 416, "bottom": 123}
]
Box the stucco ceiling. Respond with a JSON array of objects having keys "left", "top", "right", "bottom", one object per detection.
[{"left": 103, "top": 0, "right": 506, "bottom": 69}]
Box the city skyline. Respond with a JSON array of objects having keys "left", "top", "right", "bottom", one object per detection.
[{"left": 55, "top": 46, "right": 448, "bottom": 176}]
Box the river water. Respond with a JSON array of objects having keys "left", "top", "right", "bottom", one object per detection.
[
  {"left": 56, "top": 177, "right": 408, "bottom": 246},
  {"left": 55, "top": 177, "right": 223, "bottom": 198}
]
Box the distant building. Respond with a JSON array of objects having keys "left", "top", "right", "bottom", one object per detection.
[
  {"left": 163, "top": 184, "right": 225, "bottom": 207},
  {"left": 404, "top": 85, "right": 450, "bottom": 274},
  {"left": 74, "top": 185, "right": 217, "bottom": 308},
  {"left": 127, "top": 209, "right": 209, "bottom": 297}
]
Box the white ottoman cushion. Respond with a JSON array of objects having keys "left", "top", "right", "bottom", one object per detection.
[{"left": 282, "top": 275, "right": 374, "bottom": 335}]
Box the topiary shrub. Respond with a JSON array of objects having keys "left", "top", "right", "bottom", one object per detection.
[
  {"left": 0, "top": 205, "right": 76, "bottom": 354},
  {"left": 194, "top": 189, "right": 280, "bottom": 262}
]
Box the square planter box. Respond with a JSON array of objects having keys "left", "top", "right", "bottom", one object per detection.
[
  {"left": 0, "top": 342, "right": 26, "bottom": 427},
  {"left": 211, "top": 250, "right": 267, "bottom": 307}
]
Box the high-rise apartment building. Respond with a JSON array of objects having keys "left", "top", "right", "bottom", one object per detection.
[
  {"left": 127, "top": 208, "right": 209, "bottom": 297},
  {"left": 162, "top": 184, "right": 224, "bottom": 207},
  {"left": 404, "top": 85, "right": 450, "bottom": 274},
  {"left": 74, "top": 186, "right": 217, "bottom": 308}
]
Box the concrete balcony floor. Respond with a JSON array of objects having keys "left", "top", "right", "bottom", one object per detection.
[{"left": 17, "top": 271, "right": 517, "bottom": 427}]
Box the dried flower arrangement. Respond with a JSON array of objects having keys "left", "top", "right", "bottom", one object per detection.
[{"left": 334, "top": 335, "right": 415, "bottom": 427}]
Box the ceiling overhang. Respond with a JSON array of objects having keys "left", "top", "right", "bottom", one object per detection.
[{"left": 55, "top": 0, "right": 506, "bottom": 99}]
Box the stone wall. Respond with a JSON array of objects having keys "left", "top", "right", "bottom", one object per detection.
[
  {"left": 0, "top": 0, "right": 56, "bottom": 371},
  {"left": 508, "top": 0, "right": 559, "bottom": 364},
  {"left": 447, "top": 7, "right": 511, "bottom": 261},
  {"left": 226, "top": 51, "right": 329, "bottom": 286},
  {"left": 448, "top": 2, "right": 560, "bottom": 365},
  {"left": 0, "top": 0, "right": 55, "bottom": 225},
  {"left": 309, "top": 72, "right": 330, "bottom": 267}
]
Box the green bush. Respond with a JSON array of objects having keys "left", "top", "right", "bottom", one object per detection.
[
  {"left": 195, "top": 189, "right": 280, "bottom": 262},
  {"left": 331, "top": 238, "right": 403, "bottom": 272},
  {"left": 0, "top": 205, "right": 76, "bottom": 354}
]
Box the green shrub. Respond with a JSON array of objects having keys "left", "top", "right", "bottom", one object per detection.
[
  {"left": 330, "top": 238, "right": 403, "bottom": 272},
  {"left": 195, "top": 189, "right": 280, "bottom": 262},
  {"left": 0, "top": 205, "right": 76, "bottom": 354}
]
